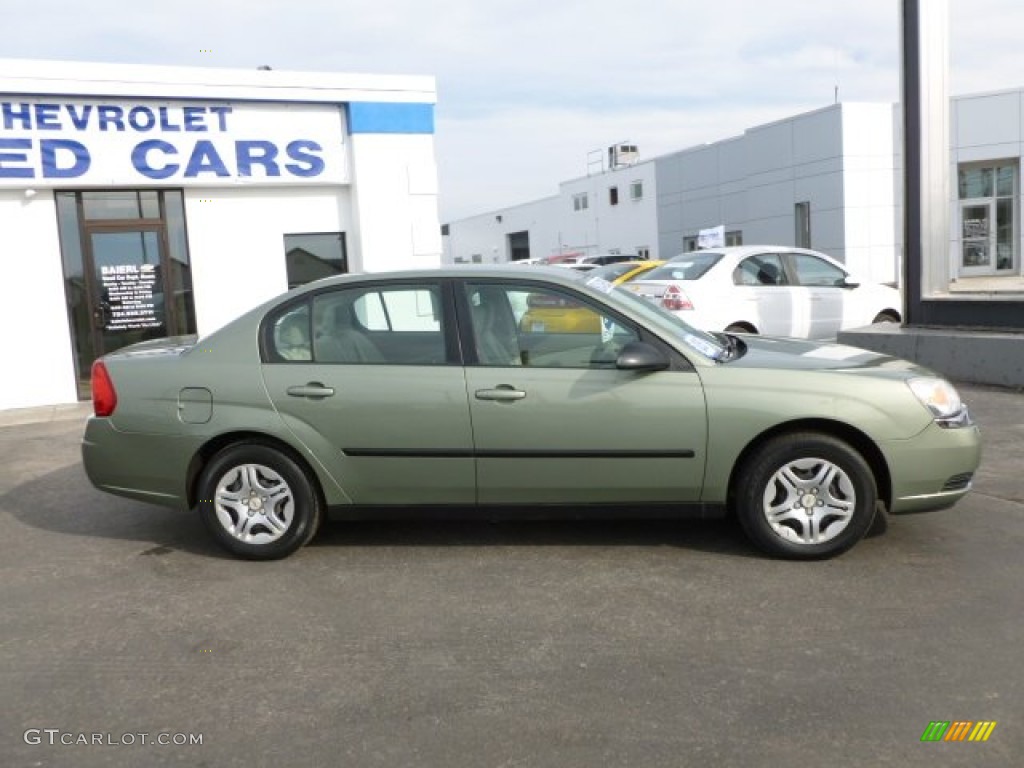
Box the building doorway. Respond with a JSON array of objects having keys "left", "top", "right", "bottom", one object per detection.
[{"left": 57, "top": 190, "right": 197, "bottom": 399}]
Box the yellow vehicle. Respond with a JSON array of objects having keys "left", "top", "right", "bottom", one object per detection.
[{"left": 520, "top": 261, "right": 664, "bottom": 333}]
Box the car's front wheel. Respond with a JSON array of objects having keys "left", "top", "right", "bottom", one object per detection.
[
  {"left": 735, "top": 432, "right": 876, "bottom": 559},
  {"left": 197, "top": 442, "right": 323, "bottom": 560}
]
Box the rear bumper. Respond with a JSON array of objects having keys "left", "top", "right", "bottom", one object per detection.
[{"left": 82, "top": 417, "right": 196, "bottom": 511}]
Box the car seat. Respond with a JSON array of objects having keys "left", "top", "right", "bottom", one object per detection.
[
  {"left": 470, "top": 289, "right": 522, "bottom": 366},
  {"left": 315, "top": 299, "right": 385, "bottom": 363}
]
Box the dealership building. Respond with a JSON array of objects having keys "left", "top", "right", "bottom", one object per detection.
[
  {"left": 443, "top": 90, "right": 1024, "bottom": 293},
  {"left": 0, "top": 58, "right": 442, "bottom": 411}
]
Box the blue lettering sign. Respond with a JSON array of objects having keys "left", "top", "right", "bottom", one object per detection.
[
  {"left": 2, "top": 103, "right": 32, "bottom": 130},
  {"left": 236, "top": 141, "right": 280, "bottom": 177},
  {"left": 0, "top": 138, "right": 33, "bottom": 178},
  {"left": 128, "top": 107, "right": 156, "bottom": 131},
  {"left": 67, "top": 104, "right": 93, "bottom": 130},
  {"left": 209, "top": 106, "right": 232, "bottom": 132},
  {"left": 41, "top": 139, "right": 90, "bottom": 178},
  {"left": 34, "top": 104, "right": 62, "bottom": 130},
  {"left": 132, "top": 140, "right": 179, "bottom": 179},
  {"left": 285, "top": 140, "right": 324, "bottom": 177},
  {"left": 97, "top": 106, "right": 125, "bottom": 131},
  {"left": 185, "top": 140, "right": 230, "bottom": 177},
  {"left": 183, "top": 107, "right": 207, "bottom": 132},
  {"left": 158, "top": 107, "right": 182, "bottom": 132}
]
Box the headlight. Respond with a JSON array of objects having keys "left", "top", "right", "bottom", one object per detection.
[{"left": 907, "top": 377, "right": 971, "bottom": 427}]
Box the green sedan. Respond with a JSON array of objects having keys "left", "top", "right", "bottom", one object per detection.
[{"left": 82, "top": 266, "right": 981, "bottom": 560}]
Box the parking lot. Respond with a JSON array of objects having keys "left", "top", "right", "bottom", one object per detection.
[{"left": 1, "top": 383, "right": 1022, "bottom": 768}]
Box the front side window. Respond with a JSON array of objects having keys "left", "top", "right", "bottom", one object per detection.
[
  {"left": 465, "top": 283, "right": 638, "bottom": 369},
  {"left": 790, "top": 254, "right": 846, "bottom": 286}
]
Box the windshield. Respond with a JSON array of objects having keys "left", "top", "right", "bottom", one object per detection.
[
  {"left": 586, "top": 261, "right": 646, "bottom": 282},
  {"left": 583, "top": 274, "right": 726, "bottom": 360},
  {"left": 646, "top": 252, "right": 723, "bottom": 281}
]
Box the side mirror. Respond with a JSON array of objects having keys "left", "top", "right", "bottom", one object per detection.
[
  {"left": 840, "top": 276, "right": 861, "bottom": 289},
  {"left": 616, "top": 341, "right": 669, "bottom": 372}
]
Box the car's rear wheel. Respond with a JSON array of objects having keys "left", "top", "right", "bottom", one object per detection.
[
  {"left": 872, "top": 311, "right": 900, "bottom": 324},
  {"left": 197, "top": 442, "right": 323, "bottom": 560},
  {"left": 735, "top": 432, "right": 876, "bottom": 559},
  {"left": 725, "top": 322, "right": 756, "bottom": 334}
]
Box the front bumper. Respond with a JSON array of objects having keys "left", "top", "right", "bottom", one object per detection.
[{"left": 884, "top": 420, "right": 982, "bottom": 514}]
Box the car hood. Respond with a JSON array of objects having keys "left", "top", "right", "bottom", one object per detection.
[{"left": 726, "top": 334, "right": 936, "bottom": 378}]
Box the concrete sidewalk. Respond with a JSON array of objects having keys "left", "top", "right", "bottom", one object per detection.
[{"left": 0, "top": 401, "right": 92, "bottom": 429}]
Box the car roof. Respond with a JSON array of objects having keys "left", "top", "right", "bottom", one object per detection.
[{"left": 297, "top": 264, "right": 587, "bottom": 291}]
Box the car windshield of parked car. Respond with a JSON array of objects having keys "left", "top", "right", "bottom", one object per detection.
[
  {"left": 650, "top": 252, "right": 723, "bottom": 280},
  {"left": 584, "top": 275, "right": 726, "bottom": 360},
  {"left": 586, "top": 262, "right": 645, "bottom": 282}
]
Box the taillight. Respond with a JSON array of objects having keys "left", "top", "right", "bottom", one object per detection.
[
  {"left": 91, "top": 360, "right": 118, "bottom": 417},
  {"left": 661, "top": 285, "right": 694, "bottom": 311}
]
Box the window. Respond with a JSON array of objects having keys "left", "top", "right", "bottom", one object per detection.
[
  {"left": 284, "top": 232, "right": 347, "bottom": 289},
  {"left": 636, "top": 247, "right": 650, "bottom": 260},
  {"left": 725, "top": 230, "right": 743, "bottom": 247},
  {"left": 958, "top": 162, "right": 1017, "bottom": 273},
  {"left": 795, "top": 202, "right": 811, "bottom": 248},
  {"left": 733, "top": 254, "right": 788, "bottom": 286},
  {"left": 609, "top": 186, "right": 619, "bottom": 206},
  {"left": 269, "top": 304, "right": 313, "bottom": 362},
  {"left": 267, "top": 285, "right": 445, "bottom": 365},
  {"left": 573, "top": 193, "right": 589, "bottom": 212},
  {"left": 630, "top": 181, "right": 643, "bottom": 201},
  {"left": 790, "top": 253, "right": 846, "bottom": 287},
  {"left": 646, "top": 253, "right": 723, "bottom": 281},
  {"left": 465, "top": 283, "right": 638, "bottom": 369},
  {"left": 682, "top": 236, "right": 699, "bottom": 252}
]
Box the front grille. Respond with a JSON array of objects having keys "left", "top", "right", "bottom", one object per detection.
[{"left": 941, "top": 473, "right": 974, "bottom": 492}]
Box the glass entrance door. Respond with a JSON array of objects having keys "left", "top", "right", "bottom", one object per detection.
[{"left": 86, "top": 229, "right": 170, "bottom": 357}]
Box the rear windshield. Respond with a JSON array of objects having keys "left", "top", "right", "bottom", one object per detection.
[{"left": 644, "top": 253, "right": 722, "bottom": 281}]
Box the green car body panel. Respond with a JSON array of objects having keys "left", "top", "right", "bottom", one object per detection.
[{"left": 82, "top": 266, "right": 981, "bottom": 556}]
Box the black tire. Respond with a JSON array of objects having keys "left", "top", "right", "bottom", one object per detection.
[
  {"left": 734, "top": 432, "right": 876, "bottom": 559},
  {"left": 872, "top": 311, "right": 900, "bottom": 324},
  {"left": 197, "top": 442, "right": 323, "bottom": 560},
  {"left": 725, "top": 323, "right": 755, "bottom": 334}
]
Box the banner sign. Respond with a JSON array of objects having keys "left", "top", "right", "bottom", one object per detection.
[
  {"left": 697, "top": 225, "right": 725, "bottom": 249},
  {"left": 0, "top": 99, "right": 348, "bottom": 186}
]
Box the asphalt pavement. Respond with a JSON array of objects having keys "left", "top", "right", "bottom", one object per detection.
[{"left": 1, "top": 384, "right": 1021, "bottom": 768}]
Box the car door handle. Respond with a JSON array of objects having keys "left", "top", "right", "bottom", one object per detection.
[
  {"left": 286, "top": 382, "right": 335, "bottom": 399},
  {"left": 475, "top": 386, "right": 526, "bottom": 402}
]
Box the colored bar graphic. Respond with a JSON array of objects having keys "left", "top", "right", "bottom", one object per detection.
[
  {"left": 920, "top": 720, "right": 996, "bottom": 742},
  {"left": 969, "top": 722, "right": 997, "bottom": 742}
]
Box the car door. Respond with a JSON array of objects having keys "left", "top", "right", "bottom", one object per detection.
[
  {"left": 732, "top": 253, "right": 803, "bottom": 336},
  {"left": 260, "top": 281, "right": 475, "bottom": 504},
  {"left": 459, "top": 280, "right": 708, "bottom": 505},
  {"left": 787, "top": 252, "right": 847, "bottom": 339}
]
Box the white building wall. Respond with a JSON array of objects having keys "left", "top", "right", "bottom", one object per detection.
[
  {"left": 442, "top": 197, "right": 560, "bottom": 264},
  {"left": 841, "top": 103, "right": 898, "bottom": 282},
  {"left": 184, "top": 187, "right": 351, "bottom": 334},
  {"left": 0, "top": 190, "right": 79, "bottom": 409},
  {"left": 349, "top": 133, "right": 442, "bottom": 272},
  {"left": 443, "top": 160, "right": 658, "bottom": 263}
]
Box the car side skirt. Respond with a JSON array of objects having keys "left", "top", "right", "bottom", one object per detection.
[{"left": 325, "top": 502, "right": 727, "bottom": 522}]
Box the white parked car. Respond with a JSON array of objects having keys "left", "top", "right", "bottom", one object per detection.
[{"left": 625, "top": 246, "right": 902, "bottom": 339}]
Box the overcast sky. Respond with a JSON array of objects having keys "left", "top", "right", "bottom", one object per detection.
[{"left": 5, "top": 1, "right": 1024, "bottom": 221}]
